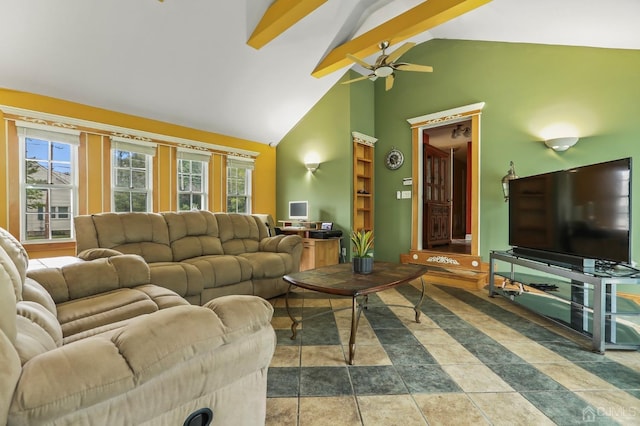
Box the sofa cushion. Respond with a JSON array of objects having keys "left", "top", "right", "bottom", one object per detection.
[
  {"left": 162, "top": 211, "right": 224, "bottom": 261},
  {"left": 90, "top": 213, "right": 173, "bottom": 263},
  {"left": 239, "top": 252, "right": 293, "bottom": 279},
  {"left": 216, "top": 214, "right": 261, "bottom": 255},
  {"left": 185, "top": 255, "right": 252, "bottom": 288},
  {"left": 56, "top": 286, "right": 188, "bottom": 340},
  {"left": 148, "top": 262, "right": 204, "bottom": 298}
]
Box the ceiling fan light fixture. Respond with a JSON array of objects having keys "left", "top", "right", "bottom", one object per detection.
[{"left": 375, "top": 66, "right": 393, "bottom": 77}]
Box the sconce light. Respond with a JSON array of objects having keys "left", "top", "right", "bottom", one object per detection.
[
  {"left": 501, "top": 161, "right": 518, "bottom": 202},
  {"left": 544, "top": 136, "right": 579, "bottom": 152},
  {"left": 305, "top": 161, "right": 320, "bottom": 172}
]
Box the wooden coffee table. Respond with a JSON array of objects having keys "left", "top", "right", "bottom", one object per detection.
[{"left": 283, "top": 261, "right": 429, "bottom": 365}]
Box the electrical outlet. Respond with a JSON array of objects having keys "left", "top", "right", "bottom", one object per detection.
[{"left": 341, "top": 248, "right": 346, "bottom": 256}]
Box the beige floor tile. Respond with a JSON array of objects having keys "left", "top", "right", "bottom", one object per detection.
[
  {"left": 423, "top": 342, "right": 482, "bottom": 365},
  {"left": 442, "top": 364, "right": 514, "bottom": 392},
  {"left": 301, "top": 345, "right": 347, "bottom": 366},
  {"left": 303, "top": 298, "right": 332, "bottom": 308},
  {"left": 499, "top": 340, "right": 568, "bottom": 364},
  {"left": 534, "top": 363, "right": 618, "bottom": 391},
  {"left": 271, "top": 345, "right": 300, "bottom": 368},
  {"left": 343, "top": 343, "right": 392, "bottom": 366},
  {"left": 272, "top": 316, "right": 297, "bottom": 330},
  {"left": 412, "top": 328, "right": 454, "bottom": 346},
  {"left": 473, "top": 320, "right": 530, "bottom": 342},
  {"left": 299, "top": 396, "right": 361, "bottom": 426},
  {"left": 468, "top": 392, "right": 555, "bottom": 426},
  {"left": 574, "top": 390, "right": 640, "bottom": 426},
  {"left": 330, "top": 298, "right": 354, "bottom": 309},
  {"left": 357, "top": 395, "right": 427, "bottom": 426},
  {"left": 266, "top": 397, "right": 298, "bottom": 426},
  {"left": 604, "top": 351, "right": 640, "bottom": 373},
  {"left": 412, "top": 393, "right": 490, "bottom": 425}
]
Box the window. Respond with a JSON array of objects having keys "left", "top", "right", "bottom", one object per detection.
[
  {"left": 177, "top": 148, "right": 211, "bottom": 211},
  {"left": 111, "top": 138, "right": 156, "bottom": 212},
  {"left": 18, "top": 123, "right": 79, "bottom": 242},
  {"left": 226, "top": 156, "right": 254, "bottom": 214}
]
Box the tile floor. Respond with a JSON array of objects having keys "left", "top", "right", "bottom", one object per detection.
[{"left": 265, "top": 280, "right": 640, "bottom": 425}]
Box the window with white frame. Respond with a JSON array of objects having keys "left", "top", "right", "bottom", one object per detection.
[
  {"left": 18, "top": 122, "right": 79, "bottom": 242},
  {"left": 111, "top": 138, "right": 156, "bottom": 212},
  {"left": 177, "top": 148, "right": 211, "bottom": 211},
  {"left": 226, "top": 156, "right": 254, "bottom": 214}
]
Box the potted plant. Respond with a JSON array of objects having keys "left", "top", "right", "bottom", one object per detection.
[{"left": 351, "top": 229, "right": 374, "bottom": 274}]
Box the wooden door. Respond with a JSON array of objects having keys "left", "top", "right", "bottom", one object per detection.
[{"left": 423, "top": 144, "right": 451, "bottom": 248}]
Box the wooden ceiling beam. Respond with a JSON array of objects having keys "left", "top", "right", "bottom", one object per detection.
[
  {"left": 248, "top": 0, "right": 328, "bottom": 49},
  {"left": 312, "top": 0, "right": 492, "bottom": 78}
]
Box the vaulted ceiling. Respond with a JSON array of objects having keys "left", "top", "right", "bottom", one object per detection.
[{"left": 1, "top": 0, "right": 638, "bottom": 145}]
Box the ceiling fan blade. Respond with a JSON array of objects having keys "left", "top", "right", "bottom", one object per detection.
[
  {"left": 346, "top": 53, "right": 373, "bottom": 70},
  {"left": 394, "top": 63, "right": 433, "bottom": 73},
  {"left": 385, "top": 74, "right": 394, "bottom": 91},
  {"left": 386, "top": 42, "right": 416, "bottom": 64},
  {"left": 341, "top": 74, "right": 375, "bottom": 85}
]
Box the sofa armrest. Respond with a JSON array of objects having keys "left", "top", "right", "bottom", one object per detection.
[
  {"left": 27, "top": 254, "right": 151, "bottom": 304},
  {"left": 77, "top": 247, "right": 123, "bottom": 261},
  {"left": 259, "top": 234, "right": 303, "bottom": 254},
  {"left": 9, "top": 297, "right": 275, "bottom": 425}
]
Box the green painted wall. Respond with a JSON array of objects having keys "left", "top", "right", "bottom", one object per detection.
[
  {"left": 373, "top": 39, "right": 640, "bottom": 262},
  {"left": 277, "top": 39, "right": 640, "bottom": 264},
  {"left": 276, "top": 70, "right": 375, "bottom": 258}
]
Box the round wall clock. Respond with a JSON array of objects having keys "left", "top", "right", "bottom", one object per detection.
[{"left": 384, "top": 148, "right": 404, "bottom": 170}]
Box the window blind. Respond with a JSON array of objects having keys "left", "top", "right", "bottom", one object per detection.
[
  {"left": 16, "top": 121, "right": 80, "bottom": 145},
  {"left": 227, "top": 155, "right": 255, "bottom": 170}
]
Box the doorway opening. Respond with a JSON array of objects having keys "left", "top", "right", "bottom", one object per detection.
[
  {"left": 406, "top": 102, "right": 484, "bottom": 257},
  {"left": 422, "top": 121, "right": 472, "bottom": 254}
]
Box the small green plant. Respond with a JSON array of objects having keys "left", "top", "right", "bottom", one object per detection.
[{"left": 351, "top": 229, "right": 374, "bottom": 258}]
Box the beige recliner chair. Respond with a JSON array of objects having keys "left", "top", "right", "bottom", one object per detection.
[{"left": 0, "top": 227, "right": 276, "bottom": 425}]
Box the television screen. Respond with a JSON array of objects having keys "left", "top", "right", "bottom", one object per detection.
[
  {"left": 289, "top": 201, "right": 308, "bottom": 220},
  {"left": 509, "top": 158, "right": 632, "bottom": 265}
]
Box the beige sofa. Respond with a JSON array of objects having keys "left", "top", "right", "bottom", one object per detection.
[
  {"left": 0, "top": 227, "right": 276, "bottom": 425},
  {"left": 75, "top": 211, "right": 303, "bottom": 305}
]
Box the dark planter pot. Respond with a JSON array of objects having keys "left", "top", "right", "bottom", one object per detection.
[{"left": 352, "top": 257, "right": 373, "bottom": 274}]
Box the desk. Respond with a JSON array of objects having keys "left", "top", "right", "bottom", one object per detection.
[
  {"left": 489, "top": 251, "right": 640, "bottom": 353},
  {"left": 300, "top": 238, "right": 340, "bottom": 271}
]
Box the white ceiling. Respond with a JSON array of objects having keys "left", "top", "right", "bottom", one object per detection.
[{"left": 1, "top": 0, "right": 638, "bottom": 146}]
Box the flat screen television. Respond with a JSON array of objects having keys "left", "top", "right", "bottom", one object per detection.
[
  {"left": 509, "top": 158, "right": 632, "bottom": 268},
  {"left": 288, "top": 201, "right": 309, "bottom": 220}
]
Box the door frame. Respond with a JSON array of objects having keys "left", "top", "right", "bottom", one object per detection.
[{"left": 407, "top": 102, "right": 485, "bottom": 256}]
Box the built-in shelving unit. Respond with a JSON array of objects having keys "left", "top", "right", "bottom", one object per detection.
[{"left": 352, "top": 132, "right": 377, "bottom": 233}]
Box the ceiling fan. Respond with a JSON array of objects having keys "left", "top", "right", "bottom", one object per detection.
[{"left": 342, "top": 41, "right": 433, "bottom": 91}]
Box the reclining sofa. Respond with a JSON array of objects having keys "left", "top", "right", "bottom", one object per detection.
[
  {"left": 0, "top": 227, "right": 276, "bottom": 425},
  {"left": 74, "top": 211, "right": 303, "bottom": 304}
]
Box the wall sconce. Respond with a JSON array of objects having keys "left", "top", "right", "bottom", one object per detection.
[
  {"left": 305, "top": 161, "right": 320, "bottom": 172},
  {"left": 544, "top": 137, "right": 579, "bottom": 152},
  {"left": 303, "top": 152, "right": 321, "bottom": 173},
  {"left": 501, "top": 161, "right": 518, "bottom": 202}
]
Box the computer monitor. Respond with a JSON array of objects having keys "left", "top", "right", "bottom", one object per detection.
[{"left": 288, "top": 201, "right": 308, "bottom": 220}]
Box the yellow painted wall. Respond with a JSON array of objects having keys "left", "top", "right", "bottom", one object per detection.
[{"left": 0, "top": 88, "right": 276, "bottom": 258}]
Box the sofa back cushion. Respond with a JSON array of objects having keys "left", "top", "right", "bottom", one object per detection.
[
  {"left": 77, "top": 213, "right": 172, "bottom": 263},
  {"left": 215, "top": 213, "right": 263, "bottom": 255},
  {"left": 162, "top": 211, "right": 224, "bottom": 261}
]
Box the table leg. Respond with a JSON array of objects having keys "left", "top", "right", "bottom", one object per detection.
[
  {"left": 285, "top": 284, "right": 300, "bottom": 340},
  {"left": 348, "top": 295, "right": 365, "bottom": 365},
  {"left": 414, "top": 276, "right": 426, "bottom": 323}
]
